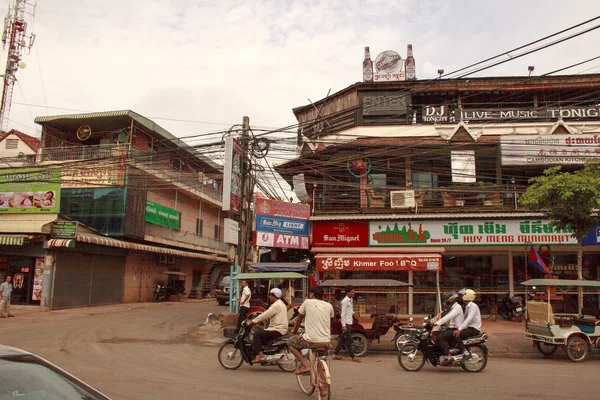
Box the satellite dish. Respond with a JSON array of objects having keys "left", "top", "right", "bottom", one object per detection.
[{"left": 17, "top": 61, "right": 26, "bottom": 69}]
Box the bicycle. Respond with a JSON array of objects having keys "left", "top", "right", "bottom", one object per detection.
[
  {"left": 296, "top": 345, "right": 331, "bottom": 400},
  {"left": 477, "top": 297, "right": 498, "bottom": 322}
]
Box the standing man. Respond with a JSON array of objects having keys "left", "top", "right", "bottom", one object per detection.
[
  {"left": 333, "top": 285, "right": 361, "bottom": 362},
  {"left": 235, "top": 280, "right": 251, "bottom": 334},
  {"left": 247, "top": 288, "right": 288, "bottom": 363},
  {"left": 289, "top": 286, "right": 335, "bottom": 374},
  {"left": 454, "top": 289, "right": 482, "bottom": 357},
  {"left": 0, "top": 276, "right": 14, "bottom": 318}
]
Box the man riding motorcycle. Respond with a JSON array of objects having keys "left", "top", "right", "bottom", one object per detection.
[
  {"left": 454, "top": 288, "right": 482, "bottom": 357},
  {"left": 246, "top": 288, "right": 288, "bottom": 364},
  {"left": 433, "top": 292, "right": 464, "bottom": 365}
]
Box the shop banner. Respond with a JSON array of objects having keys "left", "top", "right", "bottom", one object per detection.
[
  {"left": 222, "top": 136, "right": 242, "bottom": 213},
  {"left": 500, "top": 134, "right": 600, "bottom": 166},
  {"left": 51, "top": 221, "right": 79, "bottom": 239},
  {"left": 369, "top": 219, "right": 577, "bottom": 247},
  {"left": 316, "top": 254, "right": 441, "bottom": 271},
  {"left": 0, "top": 168, "right": 60, "bottom": 214},
  {"left": 254, "top": 231, "right": 310, "bottom": 250},
  {"left": 255, "top": 198, "right": 310, "bottom": 220},
  {"left": 32, "top": 258, "right": 44, "bottom": 301},
  {"left": 312, "top": 221, "right": 370, "bottom": 247},
  {"left": 583, "top": 226, "right": 600, "bottom": 246},
  {"left": 255, "top": 215, "right": 309, "bottom": 236},
  {"left": 145, "top": 201, "right": 181, "bottom": 230}
]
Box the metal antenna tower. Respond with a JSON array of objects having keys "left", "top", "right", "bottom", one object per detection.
[{"left": 0, "top": 0, "right": 36, "bottom": 132}]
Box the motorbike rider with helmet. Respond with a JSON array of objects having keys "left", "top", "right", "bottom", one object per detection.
[
  {"left": 454, "top": 288, "right": 482, "bottom": 357},
  {"left": 433, "top": 292, "right": 465, "bottom": 365}
]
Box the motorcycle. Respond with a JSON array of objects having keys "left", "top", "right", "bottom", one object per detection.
[
  {"left": 498, "top": 293, "right": 524, "bottom": 322},
  {"left": 397, "top": 318, "right": 489, "bottom": 373},
  {"left": 218, "top": 320, "right": 296, "bottom": 372},
  {"left": 152, "top": 285, "right": 166, "bottom": 302},
  {"left": 392, "top": 318, "right": 420, "bottom": 351}
]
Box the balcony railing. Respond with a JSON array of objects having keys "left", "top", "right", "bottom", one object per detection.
[
  {"left": 314, "top": 186, "right": 524, "bottom": 215},
  {"left": 40, "top": 144, "right": 223, "bottom": 203}
]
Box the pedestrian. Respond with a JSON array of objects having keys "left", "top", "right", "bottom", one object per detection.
[
  {"left": 333, "top": 285, "right": 361, "bottom": 362},
  {"left": 0, "top": 275, "right": 14, "bottom": 318},
  {"left": 235, "top": 280, "right": 251, "bottom": 334}
]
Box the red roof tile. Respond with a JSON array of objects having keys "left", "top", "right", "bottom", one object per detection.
[{"left": 0, "top": 129, "right": 41, "bottom": 152}]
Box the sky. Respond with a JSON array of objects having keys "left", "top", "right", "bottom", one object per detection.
[{"left": 4, "top": 0, "right": 600, "bottom": 149}]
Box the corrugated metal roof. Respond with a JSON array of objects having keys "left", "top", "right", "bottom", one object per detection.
[
  {"left": 310, "top": 212, "right": 546, "bottom": 221},
  {"left": 34, "top": 110, "right": 222, "bottom": 173}
]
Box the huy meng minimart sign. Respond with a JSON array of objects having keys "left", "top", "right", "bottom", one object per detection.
[{"left": 369, "top": 219, "right": 577, "bottom": 247}]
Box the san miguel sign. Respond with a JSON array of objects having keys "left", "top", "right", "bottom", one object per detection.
[{"left": 316, "top": 254, "right": 441, "bottom": 271}]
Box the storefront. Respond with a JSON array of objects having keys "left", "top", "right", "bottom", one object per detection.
[
  {"left": 311, "top": 217, "right": 600, "bottom": 315},
  {"left": 0, "top": 239, "right": 46, "bottom": 305}
]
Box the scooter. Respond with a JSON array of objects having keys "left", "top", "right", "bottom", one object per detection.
[
  {"left": 498, "top": 293, "right": 524, "bottom": 322},
  {"left": 152, "top": 285, "right": 166, "bottom": 302},
  {"left": 392, "top": 318, "right": 420, "bottom": 351},
  {"left": 218, "top": 320, "right": 296, "bottom": 372},
  {"left": 397, "top": 317, "right": 489, "bottom": 373}
]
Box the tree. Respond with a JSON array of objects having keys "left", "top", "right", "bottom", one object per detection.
[{"left": 519, "top": 161, "right": 600, "bottom": 315}]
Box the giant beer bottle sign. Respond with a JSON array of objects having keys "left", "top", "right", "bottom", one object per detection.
[{"left": 374, "top": 50, "right": 405, "bottom": 82}]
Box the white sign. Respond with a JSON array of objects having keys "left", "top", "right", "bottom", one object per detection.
[
  {"left": 292, "top": 174, "right": 311, "bottom": 202},
  {"left": 500, "top": 134, "right": 600, "bottom": 166},
  {"left": 373, "top": 50, "right": 405, "bottom": 82},
  {"left": 224, "top": 218, "right": 239, "bottom": 245},
  {"left": 222, "top": 137, "right": 242, "bottom": 213},
  {"left": 255, "top": 231, "right": 310, "bottom": 250}
]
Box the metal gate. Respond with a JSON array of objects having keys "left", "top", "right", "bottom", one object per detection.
[{"left": 52, "top": 251, "right": 125, "bottom": 309}]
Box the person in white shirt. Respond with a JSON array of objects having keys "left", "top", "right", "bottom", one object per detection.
[
  {"left": 235, "top": 280, "right": 251, "bottom": 334},
  {"left": 433, "top": 292, "right": 464, "bottom": 364},
  {"left": 454, "top": 289, "right": 482, "bottom": 356},
  {"left": 333, "top": 285, "right": 361, "bottom": 362},
  {"left": 289, "top": 286, "right": 335, "bottom": 374},
  {"left": 247, "top": 288, "right": 288, "bottom": 363}
]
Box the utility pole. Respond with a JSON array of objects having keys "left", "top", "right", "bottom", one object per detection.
[{"left": 236, "top": 116, "right": 251, "bottom": 273}]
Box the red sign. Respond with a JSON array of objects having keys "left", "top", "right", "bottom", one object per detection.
[
  {"left": 316, "top": 254, "right": 442, "bottom": 271},
  {"left": 312, "top": 221, "right": 369, "bottom": 247},
  {"left": 254, "top": 231, "right": 310, "bottom": 250},
  {"left": 20, "top": 267, "right": 30, "bottom": 273},
  {"left": 255, "top": 199, "right": 310, "bottom": 220}
]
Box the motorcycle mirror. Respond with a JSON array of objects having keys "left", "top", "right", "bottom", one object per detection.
[
  {"left": 409, "top": 317, "right": 413, "bottom": 322},
  {"left": 423, "top": 316, "right": 429, "bottom": 321}
]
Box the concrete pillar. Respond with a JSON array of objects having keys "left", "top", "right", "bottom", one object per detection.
[
  {"left": 408, "top": 270, "right": 414, "bottom": 315},
  {"left": 508, "top": 250, "right": 514, "bottom": 296},
  {"left": 40, "top": 251, "right": 55, "bottom": 311}
]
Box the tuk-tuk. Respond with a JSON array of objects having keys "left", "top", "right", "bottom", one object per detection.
[
  {"left": 522, "top": 278, "right": 600, "bottom": 362},
  {"left": 321, "top": 279, "right": 411, "bottom": 357},
  {"left": 232, "top": 272, "right": 308, "bottom": 321}
]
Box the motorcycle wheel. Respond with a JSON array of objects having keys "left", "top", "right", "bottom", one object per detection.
[
  {"left": 515, "top": 311, "right": 523, "bottom": 323},
  {"left": 295, "top": 360, "right": 315, "bottom": 396},
  {"left": 398, "top": 344, "right": 425, "bottom": 372},
  {"left": 277, "top": 348, "right": 297, "bottom": 373},
  {"left": 350, "top": 333, "right": 368, "bottom": 357},
  {"left": 490, "top": 312, "right": 498, "bottom": 322},
  {"left": 395, "top": 334, "right": 409, "bottom": 352},
  {"left": 218, "top": 343, "right": 244, "bottom": 370},
  {"left": 535, "top": 341, "right": 558, "bottom": 357},
  {"left": 152, "top": 293, "right": 158, "bottom": 302},
  {"left": 461, "top": 345, "right": 488, "bottom": 373}
]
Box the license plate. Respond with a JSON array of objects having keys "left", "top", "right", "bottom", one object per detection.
[{"left": 516, "top": 307, "right": 523, "bottom": 312}]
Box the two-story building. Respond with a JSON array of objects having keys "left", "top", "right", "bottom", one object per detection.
[
  {"left": 276, "top": 74, "right": 600, "bottom": 316},
  {"left": 0, "top": 110, "right": 230, "bottom": 309},
  {"left": 0, "top": 129, "right": 40, "bottom": 167}
]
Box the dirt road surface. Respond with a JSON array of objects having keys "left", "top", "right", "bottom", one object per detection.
[{"left": 1, "top": 301, "right": 599, "bottom": 399}]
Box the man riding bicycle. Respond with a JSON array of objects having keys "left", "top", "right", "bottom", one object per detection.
[{"left": 288, "top": 286, "right": 334, "bottom": 375}]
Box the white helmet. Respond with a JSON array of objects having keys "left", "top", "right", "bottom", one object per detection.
[{"left": 463, "top": 289, "right": 476, "bottom": 301}]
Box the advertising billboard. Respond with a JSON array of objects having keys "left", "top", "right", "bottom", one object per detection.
[{"left": 0, "top": 168, "right": 61, "bottom": 214}]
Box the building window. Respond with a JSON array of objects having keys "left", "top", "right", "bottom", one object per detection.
[
  {"left": 196, "top": 218, "right": 203, "bottom": 236},
  {"left": 5, "top": 139, "right": 18, "bottom": 150},
  {"left": 214, "top": 224, "right": 221, "bottom": 240}
]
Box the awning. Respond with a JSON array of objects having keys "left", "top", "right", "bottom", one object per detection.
[
  {"left": 321, "top": 279, "right": 410, "bottom": 288},
  {"left": 249, "top": 262, "right": 309, "bottom": 272},
  {"left": 47, "top": 239, "right": 75, "bottom": 249},
  {"left": 47, "top": 233, "right": 228, "bottom": 262},
  {"left": 233, "top": 272, "right": 307, "bottom": 280},
  {"left": 316, "top": 253, "right": 442, "bottom": 272},
  {"left": 0, "top": 235, "right": 29, "bottom": 246}
]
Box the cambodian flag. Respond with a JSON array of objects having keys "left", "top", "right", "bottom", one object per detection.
[{"left": 528, "top": 246, "right": 550, "bottom": 274}]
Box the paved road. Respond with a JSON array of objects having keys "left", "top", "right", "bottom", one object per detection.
[{"left": 1, "top": 301, "right": 599, "bottom": 399}]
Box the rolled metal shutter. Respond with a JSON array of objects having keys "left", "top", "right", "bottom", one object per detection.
[
  {"left": 52, "top": 251, "right": 92, "bottom": 309},
  {"left": 90, "top": 254, "right": 124, "bottom": 306}
]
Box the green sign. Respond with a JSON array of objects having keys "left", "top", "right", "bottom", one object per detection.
[
  {"left": 145, "top": 201, "right": 180, "bottom": 230},
  {"left": 51, "top": 221, "right": 79, "bottom": 239},
  {"left": 0, "top": 168, "right": 61, "bottom": 214}
]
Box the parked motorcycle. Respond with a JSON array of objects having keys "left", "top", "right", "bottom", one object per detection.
[
  {"left": 218, "top": 320, "right": 296, "bottom": 372},
  {"left": 498, "top": 293, "right": 524, "bottom": 322},
  {"left": 392, "top": 318, "right": 420, "bottom": 351},
  {"left": 397, "top": 318, "right": 489, "bottom": 373},
  {"left": 152, "top": 285, "right": 166, "bottom": 302}
]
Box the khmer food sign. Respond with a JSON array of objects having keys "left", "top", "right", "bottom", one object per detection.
[{"left": 369, "top": 220, "right": 577, "bottom": 247}]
